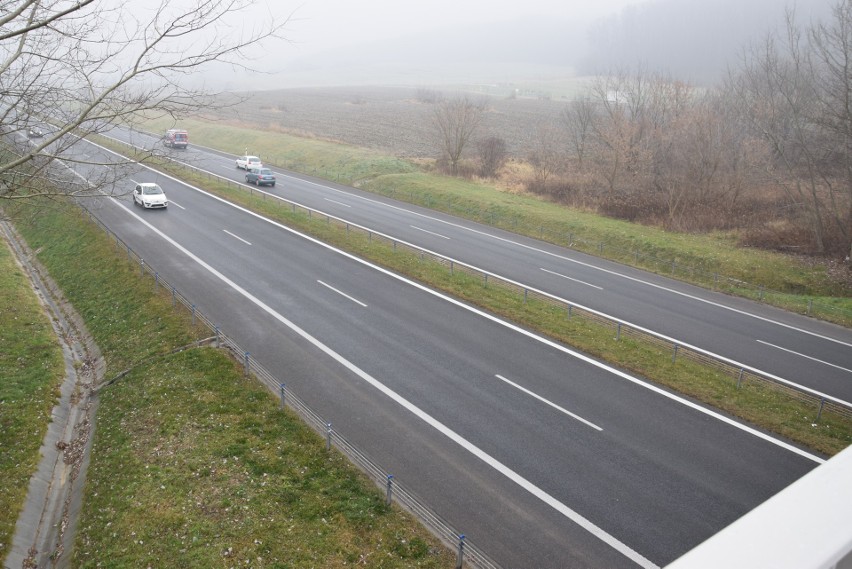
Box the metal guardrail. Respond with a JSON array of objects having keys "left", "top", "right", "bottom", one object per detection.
[
  {"left": 80, "top": 204, "right": 502, "bottom": 569},
  {"left": 101, "top": 135, "right": 852, "bottom": 423}
]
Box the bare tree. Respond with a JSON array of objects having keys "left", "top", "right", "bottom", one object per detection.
[
  {"left": 528, "top": 123, "right": 562, "bottom": 188},
  {"left": 728, "top": 9, "right": 830, "bottom": 252},
  {"left": 560, "top": 96, "right": 596, "bottom": 171},
  {"left": 0, "top": 0, "right": 286, "bottom": 205},
  {"left": 477, "top": 135, "right": 508, "bottom": 178},
  {"left": 432, "top": 96, "right": 484, "bottom": 176},
  {"left": 809, "top": 0, "right": 852, "bottom": 259}
]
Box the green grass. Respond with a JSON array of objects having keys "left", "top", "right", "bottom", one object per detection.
[
  {"left": 10, "top": 202, "right": 456, "bottom": 568},
  {"left": 96, "top": 154, "right": 851, "bottom": 456},
  {"left": 0, "top": 233, "right": 65, "bottom": 567},
  {"left": 141, "top": 116, "right": 852, "bottom": 326}
]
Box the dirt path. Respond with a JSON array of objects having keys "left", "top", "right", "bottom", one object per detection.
[{"left": 1, "top": 221, "right": 103, "bottom": 569}]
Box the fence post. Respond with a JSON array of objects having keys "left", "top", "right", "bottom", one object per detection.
[
  {"left": 759, "top": 286, "right": 764, "bottom": 301},
  {"left": 244, "top": 351, "right": 250, "bottom": 377},
  {"left": 456, "top": 535, "right": 465, "bottom": 569},
  {"left": 672, "top": 344, "right": 679, "bottom": 363},
  {"left": 279, "top": 383, "right": 286, "bottom": 409},
  {"left": 671, "top": 260, "right": 676, "bottom": 274},
  {"left": 714, "top": 273, "right": 719, "bottom": 290},
  {"left": 326, "top": 422, "right": 332, "bottom": 450},
  {"left": 385, "top": 475, "right": 394, "bottom": 505},
  {"left": 599, "top": 242, "right": 603, "bottom": 254}
]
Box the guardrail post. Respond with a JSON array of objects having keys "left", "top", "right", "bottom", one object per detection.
[
  {"left": 171, "top": 286, "right": 176, "bottom": 307},
  {"left": 140, "top": 258, "right": 145, "bottom": 275},
  {"left": 567, "top": 305, "right": 572, "bottom": 319},
  {"left": 714, "top": 273, "right": 719, "bottom": 290},
  {"left": 191, "top": 304, "right": 196, "bottom": 326},
  {"left": 385, "top": 475, "right": 394, "bottom": 505},
  {"left": 759, "top": 285, "right": 764, "bottom": 301},
  {"left": 154, "top": 272, "right": 159, "bottom": 289},
  {"left": 817, "top": 398, "right": 825, "bottom": 422},
  {"left": 672, "top": 344, "right": 679, "bottom": 362},
  {"left": 326, "top": 422, "right": 332, "bottom": 450},
  {"left": 456, "top": 535, "right": 465, "bottom": 569},
  {"left": 616, "top": 322, "right": 621, "bottom": 341},
  {"left": 523, "top": 288, "right": 528, "bottom": 304},
  {"left": 279, "top": 383, "right": 286, "bottom": 409},
  {"left": 737, "top": 368, "right": 745, "bottom": 389},
  {"left": 599, "top": 242, "right": 603, "bottom": 254},
  {"left": 450, "top": 261, "right": 454, "bottom": 275},
  {"left": 671, "top": 260, "right": 676, "bottom": 274},
  {"left": 807, "top": 299, "right": 813, "bottom": 316}
]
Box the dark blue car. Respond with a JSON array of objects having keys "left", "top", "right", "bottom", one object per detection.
[{"left": 245, "top": 167, "right": 276, "bottom": 187}]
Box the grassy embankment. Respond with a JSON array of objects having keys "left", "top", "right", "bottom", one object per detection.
[
  {"left": 147, "top": 117, "right": 852, "bottom": 325},
  {"left": 98, "top": 130, "right": 851, "bottom": 457},
  {"left": 0, "top": 234, "right": 65, "bottom": 567},
  {"left": 9, "top": 201, "right": 455, "bottom": 568}
]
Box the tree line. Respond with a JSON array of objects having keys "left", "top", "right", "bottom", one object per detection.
[{"left": 432, "top": 1, "right": 852, "bottom": 261}]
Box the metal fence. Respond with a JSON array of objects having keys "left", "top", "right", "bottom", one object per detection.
[
  {"left": 79, "top": 204, "right": 501, "bottom": 569},
  {"left": 110, "top": 138, "right": 852, "bottom": 423}
]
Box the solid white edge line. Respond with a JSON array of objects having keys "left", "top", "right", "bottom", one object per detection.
[
  {"left": 495, "top": 374, "right": 603, "bottom": 431},
  {"left": 104, "top": 133, "right": 852, "bottom": 388},
  {"left": 81, "top": 139, "right": 825, "bottom": 464},
  {"left": 87, "top": 136, "right": 826, "bottom": 467},
  {"left": 757, "top": 340, "right": 852, "bottom": 374},
  {"left": 305, "top": 179, "right": 852, "bottom": 349},
  {"left": 109, "top": 196, "right": 658, "bottom": 569},
  {"left": 317, "top": 280, "right": 367, "bottom": 307}
]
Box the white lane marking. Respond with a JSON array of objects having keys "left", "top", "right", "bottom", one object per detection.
[
  {"left": 223, "top": 229, "right": 251, "bottom": 245},
  {"left": 495, "top": 374, "right": 603, "bottom": 431},
  {"left": 110, "top": 197, "right": 658, "bottom": 568},
  {"left": 83, "top": 139, "right": 832, "bottom": 462},
  {"left": 541, "top": 268, "right": 603, "bottom": 290},
  {"left": 324, "top": 198, "right": 351, "bottom": 208},
  {"left": 99, "top": 148, "right": 825, "bottom": 465},
  {"left": 318, "top": 280, "right": 367, "bottom": 307},
  {"left": 169, "top": 200, "right": 186, "bottom": 210},
  {"left": 304, "top": 181, "right": 852, "bottom": 349},
  {"left": 411, "top": 225, "right": 451, "bottom": 240},
  {"left": 757, "top": 341, "right": 852, "bottom": 374}
]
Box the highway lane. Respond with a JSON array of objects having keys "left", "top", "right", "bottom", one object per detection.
[
  {"left": 71, "top": 150, "right": 820, "bottom": 568},
  {"left": 104, "top": 127, "right": 852, "bottom": 404}
]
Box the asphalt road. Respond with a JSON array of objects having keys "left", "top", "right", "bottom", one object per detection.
[
  {"left": 106, "top": 127, "right": 852, "bottom": 406},
  {"left": 62, "top": 138, "right": 822, "bottom": 568}
]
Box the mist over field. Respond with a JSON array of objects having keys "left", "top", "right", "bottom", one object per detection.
[{"left": 226, "top": 0, "right": 836, "bottom": 89}]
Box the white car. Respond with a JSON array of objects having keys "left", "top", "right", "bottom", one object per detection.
[
  {"left": 132, "top": 183, "right": 168, "bottom": 209},
  {"left": 235, "top": 155, "right": 262, "bottom": 170}
]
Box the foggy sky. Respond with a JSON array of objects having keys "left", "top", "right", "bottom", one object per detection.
[{"left": 227, "top": 0, "right": 839, "bottom": 89}]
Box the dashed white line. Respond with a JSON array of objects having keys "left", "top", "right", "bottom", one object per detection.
[
  {"left": 324, "top": 198, "right": 352, "bottom": 207},
  {"left": 223, "top": 229, "right": 251, "bottom": 245},
  {"left": 318, "top": 280, "right": 367, "bottom": 307},
  {"left": 541, "top": 268, "right": 603, "bottom": 290},
  {"left": 757, "top": 340, "right": 852, "bottom": 374},
  {"left": 411, "top": 225, "right": 451, "bottom": 239},
  {"left": 495, "top": 374, "right": 603, "bottom": 431},
  {"left": 169, "top": 200, "right": 186, "bottom": 210}
]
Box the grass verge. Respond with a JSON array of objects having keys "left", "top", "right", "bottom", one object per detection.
[
  {"left": 9, "top": 201, "right": 456, "bottom": 567},
  {"left": 107, "top": 157, "right": 851, "bottom": 456},
  {"left": 0, "top": 232, "right": 65, "bottom": 566},
  {"left": 142, "top": 117, "right": 851, "bottom": 326}
]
